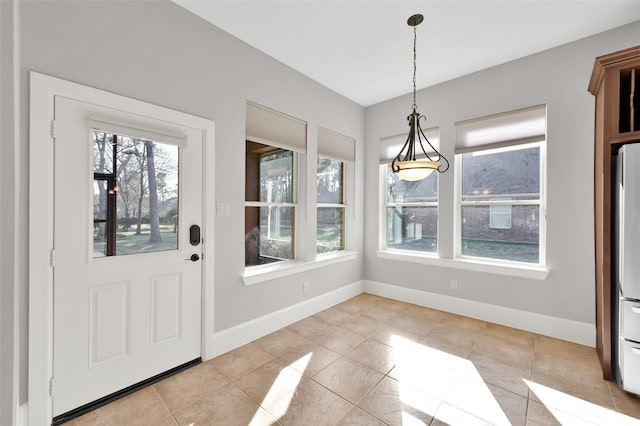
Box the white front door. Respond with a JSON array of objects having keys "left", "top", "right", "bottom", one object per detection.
[{"left": 52, "top": 96, "right": 203, "bottom": 416}]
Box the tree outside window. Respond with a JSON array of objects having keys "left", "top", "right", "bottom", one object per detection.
[
  {"left": 245, "top": 141, "right": 296, "bottom": 266},
  {"left": 317, "top": 157, "right": 345, "bottom": 254},
  {"left": 92, "top": 130, "right": 179, "bottom": 257}
]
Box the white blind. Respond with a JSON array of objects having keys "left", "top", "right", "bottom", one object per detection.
[
  {"left": 318, "top": 127, "right": 355, "bottom": 162},
  {"left": 455, "top": 104, "right": 546, "bottom": 154},
  {"left": 246, "top": 101, "right": 307, "bottom": 153},
  {"left": 88, "top": 117, "right": 187, "bottom": 147},
  {"left": 378, "top": 127, "right": 439, "bottom": 164}
]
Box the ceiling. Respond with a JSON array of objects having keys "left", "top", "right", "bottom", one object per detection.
[{"left": 173, "top": 1, "right": 640, "bottom": 107}]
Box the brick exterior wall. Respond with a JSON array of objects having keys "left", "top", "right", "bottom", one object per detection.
[
  {"left": 390, "top": 204, "right": 538, "bottom": 244},
  {"left": 462, "top": 204, "right": 539, "bottom": 243}
]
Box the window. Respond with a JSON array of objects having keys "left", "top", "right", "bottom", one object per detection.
[
  {"left": 379, "top": 128, "right": 440, "bottom": 253},
  {"left": 459, "top": 144, "right": 542, "bottom": 263},
  {"left": 245, "top": 142, "right": 296, "bottom": 266},
  {"left": 92, "top": 129, "right": 179, "bottom": 257},
  {"left": 316, "top": 127, "right": 354, "bottom": 255},
  {"left": 385, "top": 170, "right": 438, "bottom": 252},
  {"left": 490, "top": 204, "right": 512, "bottom": 229},
  {"left": 317, "top": 157, "right": 345, "bottom": 253},
  {"left": 456, "top": 105, "right": 546, "bottom": 265},
  {"left": 245, "top": 102, "right": 306, "bottom": 267}
]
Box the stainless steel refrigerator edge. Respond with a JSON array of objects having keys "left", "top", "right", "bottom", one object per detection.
[{"left": 614, "top": 143, "right": 640, "bottom": 395}]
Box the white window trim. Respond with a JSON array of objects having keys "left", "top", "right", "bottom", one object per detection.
[
  {"left": 318, "top": 203, "right": 347, "bottom": 208},
  {"left": 343, "top": 159, "right": 355, "bottom": 247},
  {"left": 380, "top": 164, "right": 439, "bottom": 254},
  {"left": 244, "top": 147, "right": 299, "bottom": 267},
  {"left": 376, "top": 250, "right": 549, "bottom": 280},
  {"left": 245, "top": 202, "right": 297, "bottom": 208},
  {"left": 243, "top": 250, "right": 358, "bottom": 285},
  {"left": 454, "top": 141, "right": 547, "bottom": 267},
  {"left": 377, "top": 141, "right": 548, "bottom": 278},
  {"left": 317, "top": 156, "right": 347, "bottom": 254}
]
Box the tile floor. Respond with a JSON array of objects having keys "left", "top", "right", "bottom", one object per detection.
[{"left": 62, "top": 293, "right": 640, "bottom": 425}]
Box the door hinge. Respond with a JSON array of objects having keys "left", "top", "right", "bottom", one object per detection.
[
  {"left": 50, "top": 119, "right": 57, "bottom": 139},
  {"left": 49, "top": 377, "right": 55, "bottom": 397},
  {"left": 50, "top": 248, "right": 56, "bottom": 268}
]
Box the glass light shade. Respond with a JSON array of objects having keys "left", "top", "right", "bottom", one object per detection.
[{"left": 393, "top": 160, "right": 440, "bottom": 181}]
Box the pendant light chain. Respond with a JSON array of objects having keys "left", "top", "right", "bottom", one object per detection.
[
  {"left": 412, "top": 25, "right": 417, "bottom": 111},
  {"left": 391, "top": 14, "right": 449, "bottom": 181}
]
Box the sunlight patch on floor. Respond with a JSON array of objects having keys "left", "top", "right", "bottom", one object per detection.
[
  {"left": 524, "top": 379, "right": 638, "bottom": 425},
  {"left": 249, "top": 353, "right": 311, "bottom": 423},
  {"left": 400, "top": 411, "right": 430, "bottom": 425},
  {"left": 391, "top": 334, "right": 511, "bottom": 425}
]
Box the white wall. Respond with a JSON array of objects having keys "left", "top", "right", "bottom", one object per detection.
[
  {"left": 11, "top": 0, "right": 365, "bottom": 409},
  {"left": 363, "top": 20, "right": 640, "bottom": 325}
]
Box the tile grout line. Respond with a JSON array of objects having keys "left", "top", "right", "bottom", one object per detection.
[
  {"left": 150, "top": 385, "right": 180, "bottom": 426},
  {"left": 71, "top": 295, "right": 636, "bottom": 424},
  {"left": 522, "top": 334, "right": 539, "bottom": 424},
  {"left": 226, "top": 380, "right": 284, "bottom": 425}
]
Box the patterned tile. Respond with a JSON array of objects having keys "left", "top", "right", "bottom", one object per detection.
[
  {"left": 75, "top": 387, "right": 171, "bottom": 426},
  {"left": 64, "top": 295, "right": 640, "bottom": 426},
  {"left": 277, "top": 340, "right": 341, "bottom": 377},
  {"left": 252, "top": 328, "right": 307, "bottom": 357},
  {"left": 154, "top": 361, "right": 230, "bottom": 411},
  {"left": 313, "top": 356, "right": 384, "bottom": 404},
  {"left": 208, "top": 342, "right": 273, "bottom": 379},
  {"left": 263, "top": 377, "right": 353, "bottom": 426}
]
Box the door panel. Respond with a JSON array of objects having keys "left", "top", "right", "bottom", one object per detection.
[
  {"left": 89, "top": 281, "right": 131, "bottom": 368},
  {"left": 151, "top": 273, "right": 183, "bottom": 346},
  {"left": 53, "top": 96, "right": 203, "bottom": 416}
]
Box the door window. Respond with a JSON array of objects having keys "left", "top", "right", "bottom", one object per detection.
[{"left": 92, "top": 130, "right": 179, "bottom": 257}]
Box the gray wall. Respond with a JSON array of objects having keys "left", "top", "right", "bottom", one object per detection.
[
  {"left": 9, "top": 0, "right": 365, "bottom": 408},
  {"left": 364, "top": 20, "right": 640, "bottom": 324},
  {"left": 1, "top": 1, "right": 20, "bottom": 424},
  {"left": 3, "top": 0, "right": 639, "bottom": 420}
]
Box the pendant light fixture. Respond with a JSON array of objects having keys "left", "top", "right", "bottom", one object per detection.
[{"left": 391, "top": 14, "right": 449, "bottom": 181}]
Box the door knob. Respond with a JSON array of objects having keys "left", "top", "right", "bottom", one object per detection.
[{"left": 186, "top": 254, "right": 200, "bottom": 262}]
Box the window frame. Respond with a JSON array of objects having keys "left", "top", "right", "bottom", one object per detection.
[
  {"left": 243, "top": 124, "right": 358, "bottom": 285},
  {"left": 489, "top": 204, "right": 513, "bottom": 229},
  {"left": 316, "top": 156, "right": 346, "bottom": 254},
  {"left": 91, "top": 129, "right": 182, "bottom": 258},
  {"left": 244, "top": 141, "right": 299, "bottom": 267},
  {"left": 376, "top": 106, "right": 549, "bottom": 278},
  {"left": 454, "top": 141, "right": 547, "bottom": 266},
  {"left": 93, "top": 133, "right": 119, "bottom": 256},
  {"left": 379, "top": 164, "right": 439, "bottom": 256}
]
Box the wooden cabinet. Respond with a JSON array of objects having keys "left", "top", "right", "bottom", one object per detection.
[{"left": 589, "top": 45, "right": 640, "bottom": 380}]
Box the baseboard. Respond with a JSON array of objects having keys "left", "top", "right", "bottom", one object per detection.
[
  {"left": 17, "top": 403, "right": 27, "bottom": 426},
  {"left": 209, "top": 281, "right": 364, "bottom": 358},
  {"left": 207, "top": 278, "right": 595, "bottom": 362},
  {"left": 364, "top": 280, "right": 596, "bottom": 347}
]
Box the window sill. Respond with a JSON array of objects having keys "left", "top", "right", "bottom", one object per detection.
[
  {"left": 243, "top": 251, "right": 358, "bottom": 286},
  {"left": 376, "top": 250, "right": 549, "bottom": 280}
]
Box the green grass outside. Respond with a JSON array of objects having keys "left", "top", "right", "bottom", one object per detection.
[
  {"left": 94, "top": 226, "right": 178, "bottom": 256},
  {"left": 388, "top": 237, "right": 539, "bottom": 263}
]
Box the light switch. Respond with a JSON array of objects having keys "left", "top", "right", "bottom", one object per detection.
[{"left": 217, "top": 202, "right": 231, "bottom": 216}]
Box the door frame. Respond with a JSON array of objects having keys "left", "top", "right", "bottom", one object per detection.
[{"left": 28, "top": 71, "right": 216, "bottom": 426}]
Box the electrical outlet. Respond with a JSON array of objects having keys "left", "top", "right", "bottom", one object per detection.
[
  {"left": 303, "top": 282, "right": 310, "bottom": 293},
  {"left": 450, "top": 279, "right": 458, "bottom": 290}
]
